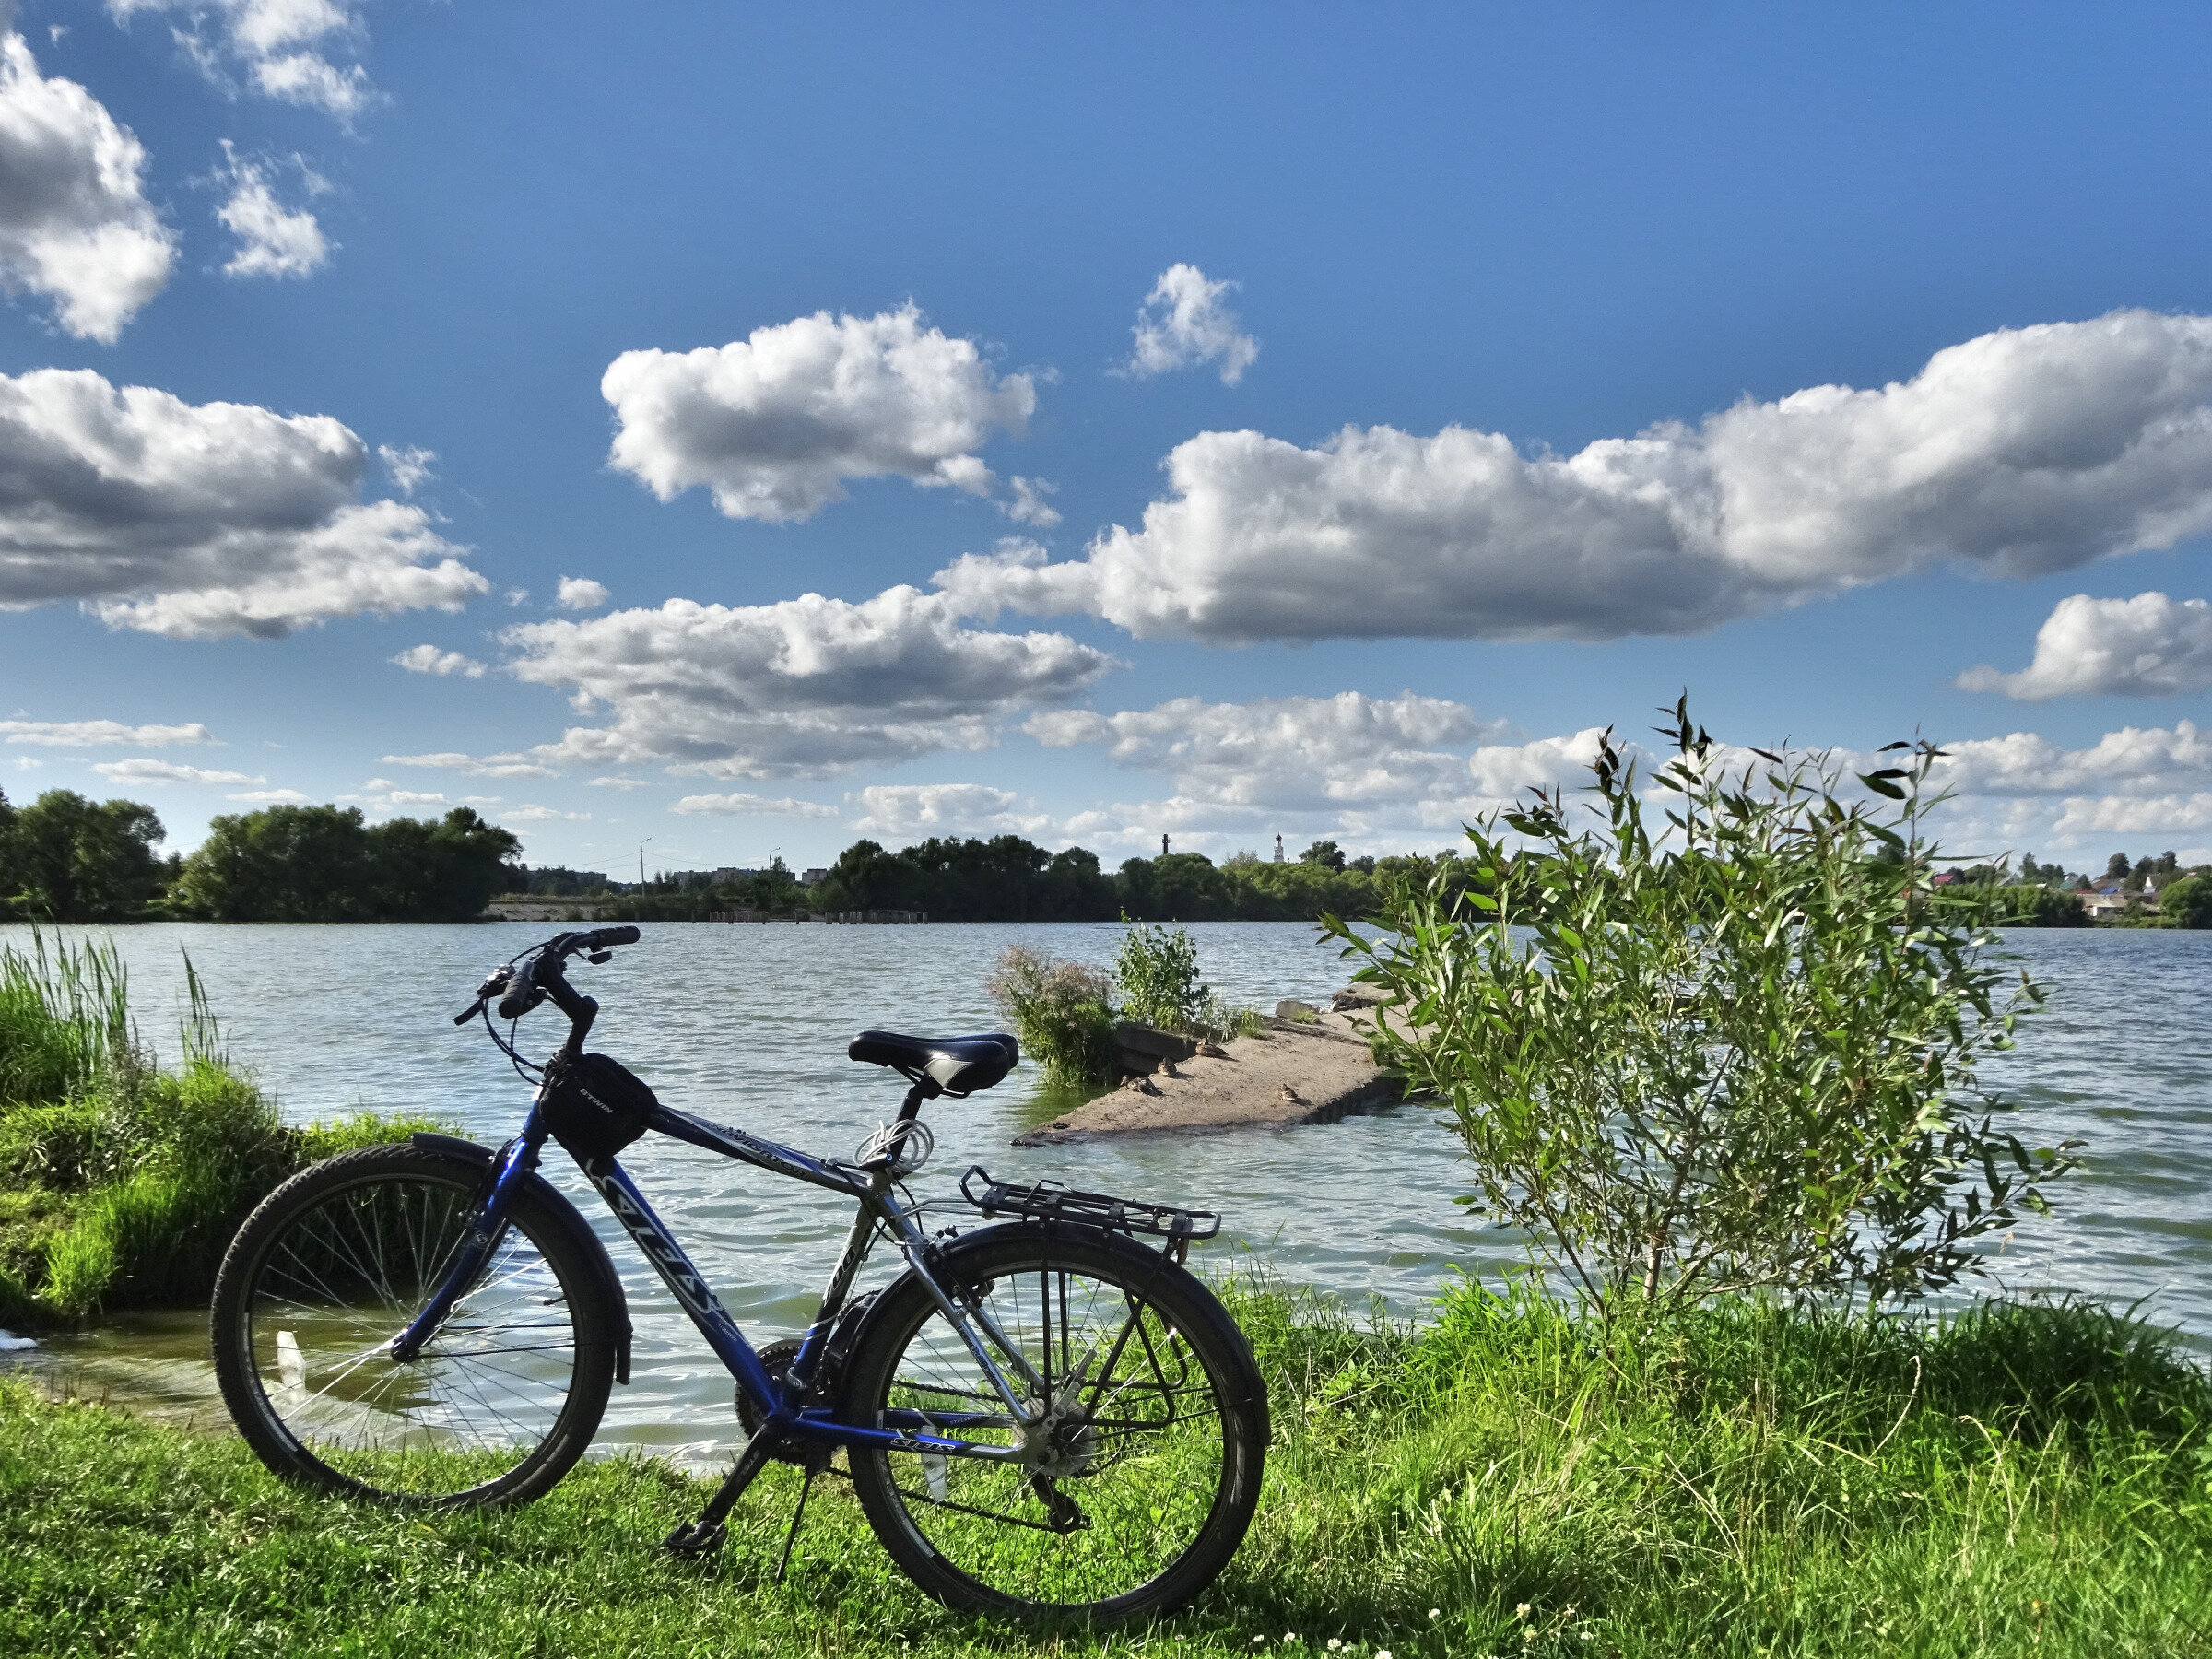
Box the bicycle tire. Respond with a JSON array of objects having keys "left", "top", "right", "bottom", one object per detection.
[
  {"left": 210, "top": 1143, "right": 617, "bottom": 1507},
  {"left": 841, "top": 1223, "right": 1267, "bottom": 1623}
]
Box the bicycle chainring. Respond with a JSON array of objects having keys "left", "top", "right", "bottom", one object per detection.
[{"left": 735, "top": 1338, "right": 830, "bottom": 1471}]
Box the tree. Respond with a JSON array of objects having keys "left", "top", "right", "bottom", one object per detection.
[
  {"left": 176, "top": 806, "right": 374, "bottom": 921},
  {"left": 2106, "top": 853, "right": 2132, "bottom": 881},
  {"left": 1331, "top": 700, "right": 2074, "bottom": 1317},
  {"left": 2161, "top": 873, "right": 2212, "bottom": 929},
  {"left": 1117, "top": 852, "right": 1233, "bottom": 921},
  {"left": 178, "top": 805, "right": 522, "bottom": 922},
  {"left": 367, "top": 808, "right": 522, "bottom": 920},
  {"left": 1300, "top": 839, "right": 1347, "bottom": 870},
  {"left": 2, "top": 790, "right": 167, "bottom": 922},
  {"left": 2004, "top": 884, "right": 2090, "bottom": 927}
]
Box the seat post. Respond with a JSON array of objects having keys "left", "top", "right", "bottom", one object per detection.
[{"left": 895, "top": 1078, "right": 934, "bottom": 1125}]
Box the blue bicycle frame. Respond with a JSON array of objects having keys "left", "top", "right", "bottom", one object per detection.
[{"left": 391, "top": 1076, "right": 1047, "bottom": 1468}]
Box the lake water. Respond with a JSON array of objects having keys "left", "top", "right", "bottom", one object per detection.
[{"left": 6, "top": 920, "right": 2208, "bottom": 1463}]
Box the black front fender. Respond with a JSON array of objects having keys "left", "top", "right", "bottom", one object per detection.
[{"left": 409, "top": 1131, "right": 633, "bottom": 1384}]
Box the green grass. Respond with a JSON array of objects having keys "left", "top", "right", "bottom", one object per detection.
[
  {"left": 0, "top": 934, "right": 445, "bottom": 1326},
  {"left": 3, "top": 1288, "right": 2208, "bottom": 1656}
]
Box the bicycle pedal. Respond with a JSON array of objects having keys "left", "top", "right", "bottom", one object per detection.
[{"left": 663, "top": 1520, "right": 727, "bottom": 1557}]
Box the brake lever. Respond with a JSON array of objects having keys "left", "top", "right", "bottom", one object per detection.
[
  {"left": 585, "top": 949, "right": 613, "bottom": 964},
  {"left": 456, "top": 965, "right": 514, "bottom": 1025}
]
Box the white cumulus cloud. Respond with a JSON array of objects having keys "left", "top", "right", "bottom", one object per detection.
[
  {"left": 499, "top": 586, "right": 1118, "bottom": 781},
  {"left": 390, "top": 644, "right": 486, "bottom": 678},
  {"left": 0, "top": 369, "right": 486, "bottom": 638},
  {"left": 1118, "top": 264, "right": 1257, "bottom": 385},
  {"left": 1, "top": 718, "right": 210, "bottom": 745},
  {"left": 1958, "top": 592, "right": 2212, "bottom": 700},
  {"left": 0, "top": 30, "right": 174, "bottom": 341},
  {"left": 111, "top": 0, "right": 381, "bottom": 124},
  {"left": 555, "top": 575, "right": 610, "bottom": 611},
  {"left": 343, "top": 777, "right": 500, "bottom": 813},
  {"left": 378, "top": 443, "right": 434, "bottom": 496},
  {"left": 1931, "top": 721, "right": 2212, "bottom": 798},
  {"left": 1002, "top": 476, "right": 1061, "bottom": 528},
  {"left": 382, "top": 751, "right": 557, "bottom": 780},
  {"left": 214, "top": 147, "right": 329, "bottom": 277},
  {"left": 669, "top": 792, "right": 838, "bottom": 818},
  {"left": 2047, "top": 793, "right": 2212, "bottom": 838},
  {"left": 502, "top": 805, "right": 588, "bottom": 824},
  {"left": 602, "top": 303, "right": 1037, "bottom": 524},
  {"left": 1028, "top": 691, "right": 1511, "bottom": 813},
  {"left": 91, "top": 757, "right": 260, "bottom": 785},
  {"left": 948, "top": 311, "right": 2212, "bottom": 643},
  {"left": 851, "top": 783, "right": 1055, "bottom": 841},
  {"left": 227, "top": 786, "right": 307, "bottom": 803}
]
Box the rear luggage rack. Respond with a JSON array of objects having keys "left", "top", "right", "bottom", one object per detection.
[{"left": 959, "top": 1164, "right": 1221, "bottom": 1241}]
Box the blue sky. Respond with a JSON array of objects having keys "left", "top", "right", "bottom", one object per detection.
[{"left": 6, "top": 1, "right": 2212, "bottom": 877}]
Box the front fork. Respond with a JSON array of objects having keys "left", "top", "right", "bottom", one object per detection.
[{"left": 388, "top": 1115, "right": 546, "bottom": 1364}]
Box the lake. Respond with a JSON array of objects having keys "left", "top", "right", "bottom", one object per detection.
[{"left": 6, "top": 920, "right": 2208, "bottom": 1464}]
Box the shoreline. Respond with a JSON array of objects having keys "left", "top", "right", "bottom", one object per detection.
[{"left": 1015, "top": 988, "right": 1411, "bottom": 1146}]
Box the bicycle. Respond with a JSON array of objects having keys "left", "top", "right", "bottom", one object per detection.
[{"left": 209, "top": 926, "right": 1269, "bottom": 1624}]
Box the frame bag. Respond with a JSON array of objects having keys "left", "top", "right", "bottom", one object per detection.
[{"left": 542, "top": 1052, "right": 655, "bottom": 1161}]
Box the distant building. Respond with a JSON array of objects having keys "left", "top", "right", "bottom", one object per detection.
[
  {"left": 2082, "top": 889, "right": 2129, "bottom": 919},
  {"left": 800, "top": 867, "right": 829, "bottom": 886},
  {"left": 713, "top": 867, "right": 762, "bottom": 883}
]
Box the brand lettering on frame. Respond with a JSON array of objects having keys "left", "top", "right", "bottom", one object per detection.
[{"left": 590, "top": 1170, "right": 720, "bottom": 1317}]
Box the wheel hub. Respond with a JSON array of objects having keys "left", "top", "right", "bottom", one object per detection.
[{"left": 1022, "top": 1397, "right": 1099, "bottom": 1478}]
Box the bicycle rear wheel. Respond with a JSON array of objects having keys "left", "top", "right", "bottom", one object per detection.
[
  {"left": 210, "top": 1143, "right": 616, "bottom": 1506},
  {"left": 841, "top": 1225, "right": 1267, "bottom": 1623}
]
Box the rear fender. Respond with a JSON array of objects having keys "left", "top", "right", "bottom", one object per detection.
[{"left": 409, "top": 1130, "right": 633, "bottom": 1384}]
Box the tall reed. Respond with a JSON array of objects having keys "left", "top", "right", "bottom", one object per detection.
[{"left": 1, "top": 932, "right": 441, "bottom": 1324}]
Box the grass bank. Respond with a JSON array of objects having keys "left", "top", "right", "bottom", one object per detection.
[
  {"left": 4, "top": 1287, "right": 2207, "bottom": 1656},
  {"left": 0, "top": 935, "right": 439, "bottom": 1327}
]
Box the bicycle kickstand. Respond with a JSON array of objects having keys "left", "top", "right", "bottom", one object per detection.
[
  {"left": 772, "top": 1466, "right": 818, "bottom": 1585},
  {"left": 664, "top": 1434, "right": 777, "bottom": 1558}
]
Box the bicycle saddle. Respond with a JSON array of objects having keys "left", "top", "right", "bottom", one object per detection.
[{"left": 848, "top": 1030, "right": 1019, "bottom": 1096}]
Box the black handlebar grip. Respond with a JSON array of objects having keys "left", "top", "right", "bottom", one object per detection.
[
  {"left": 496, "top": 959, "right": 540, "bottom": 1020},
  {"left": 585, "top": 924, "right": 641, "bottom": 948}
]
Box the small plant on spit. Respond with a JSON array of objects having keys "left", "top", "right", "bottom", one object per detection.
[{"left": 1114, "top": 920, "right": 1256, "bottom": 1039}]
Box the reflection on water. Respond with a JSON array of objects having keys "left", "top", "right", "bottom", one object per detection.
[{"left": 6, "top": 920, "right": 2208, "bottom": 1463}]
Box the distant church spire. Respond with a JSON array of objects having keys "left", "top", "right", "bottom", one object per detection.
[
  {"left": 1274, "top": 834, "right": 1284, "bottom": 863},
  {"left": 1161, "top": 833, "right": 1170, "bottom": 858}
]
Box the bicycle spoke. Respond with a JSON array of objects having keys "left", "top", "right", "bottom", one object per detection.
[
  {"left": 241, "top": 1171, "right": 582, "bottom": 1498},
  {"left": 866, "top": 1250, "right": 1231, "bottom": 1610}
]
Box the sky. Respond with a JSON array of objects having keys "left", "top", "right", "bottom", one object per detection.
[{"left": 6, "top": 1, "right": 2212, "bottom": 879}]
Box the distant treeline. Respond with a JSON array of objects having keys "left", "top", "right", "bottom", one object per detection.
[
  {"left": 6, "top": 782, "right": 2209, "bottom": 928},
  {"left": 0, "top": 791, "right": 520, "bottom": 924},
  {"left": 806, "top": 837, "right": 1465, "bottom": 922}
]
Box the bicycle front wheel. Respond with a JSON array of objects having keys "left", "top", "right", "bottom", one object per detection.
[
  {"left": 841, "top": 1225, "right": 1267, "bottom": 1623},
  {"left": 210, "top": 1143, "right": 616, "bottom": 1506}
]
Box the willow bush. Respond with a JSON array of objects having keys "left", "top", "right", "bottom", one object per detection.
[
  {"left": 985, "top": 945, "right": 1117, "bottom": 1088},
  {"left": 1331, "top": 699, "right": 2077, "bottom": 1319}
]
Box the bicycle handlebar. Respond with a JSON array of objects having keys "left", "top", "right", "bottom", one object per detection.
[
  {"left": 457, "top": 925, "right": 642, "bottom": 1024},
  {"left": 573, "top": 924, "right": 641, "bottom": 951}
]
